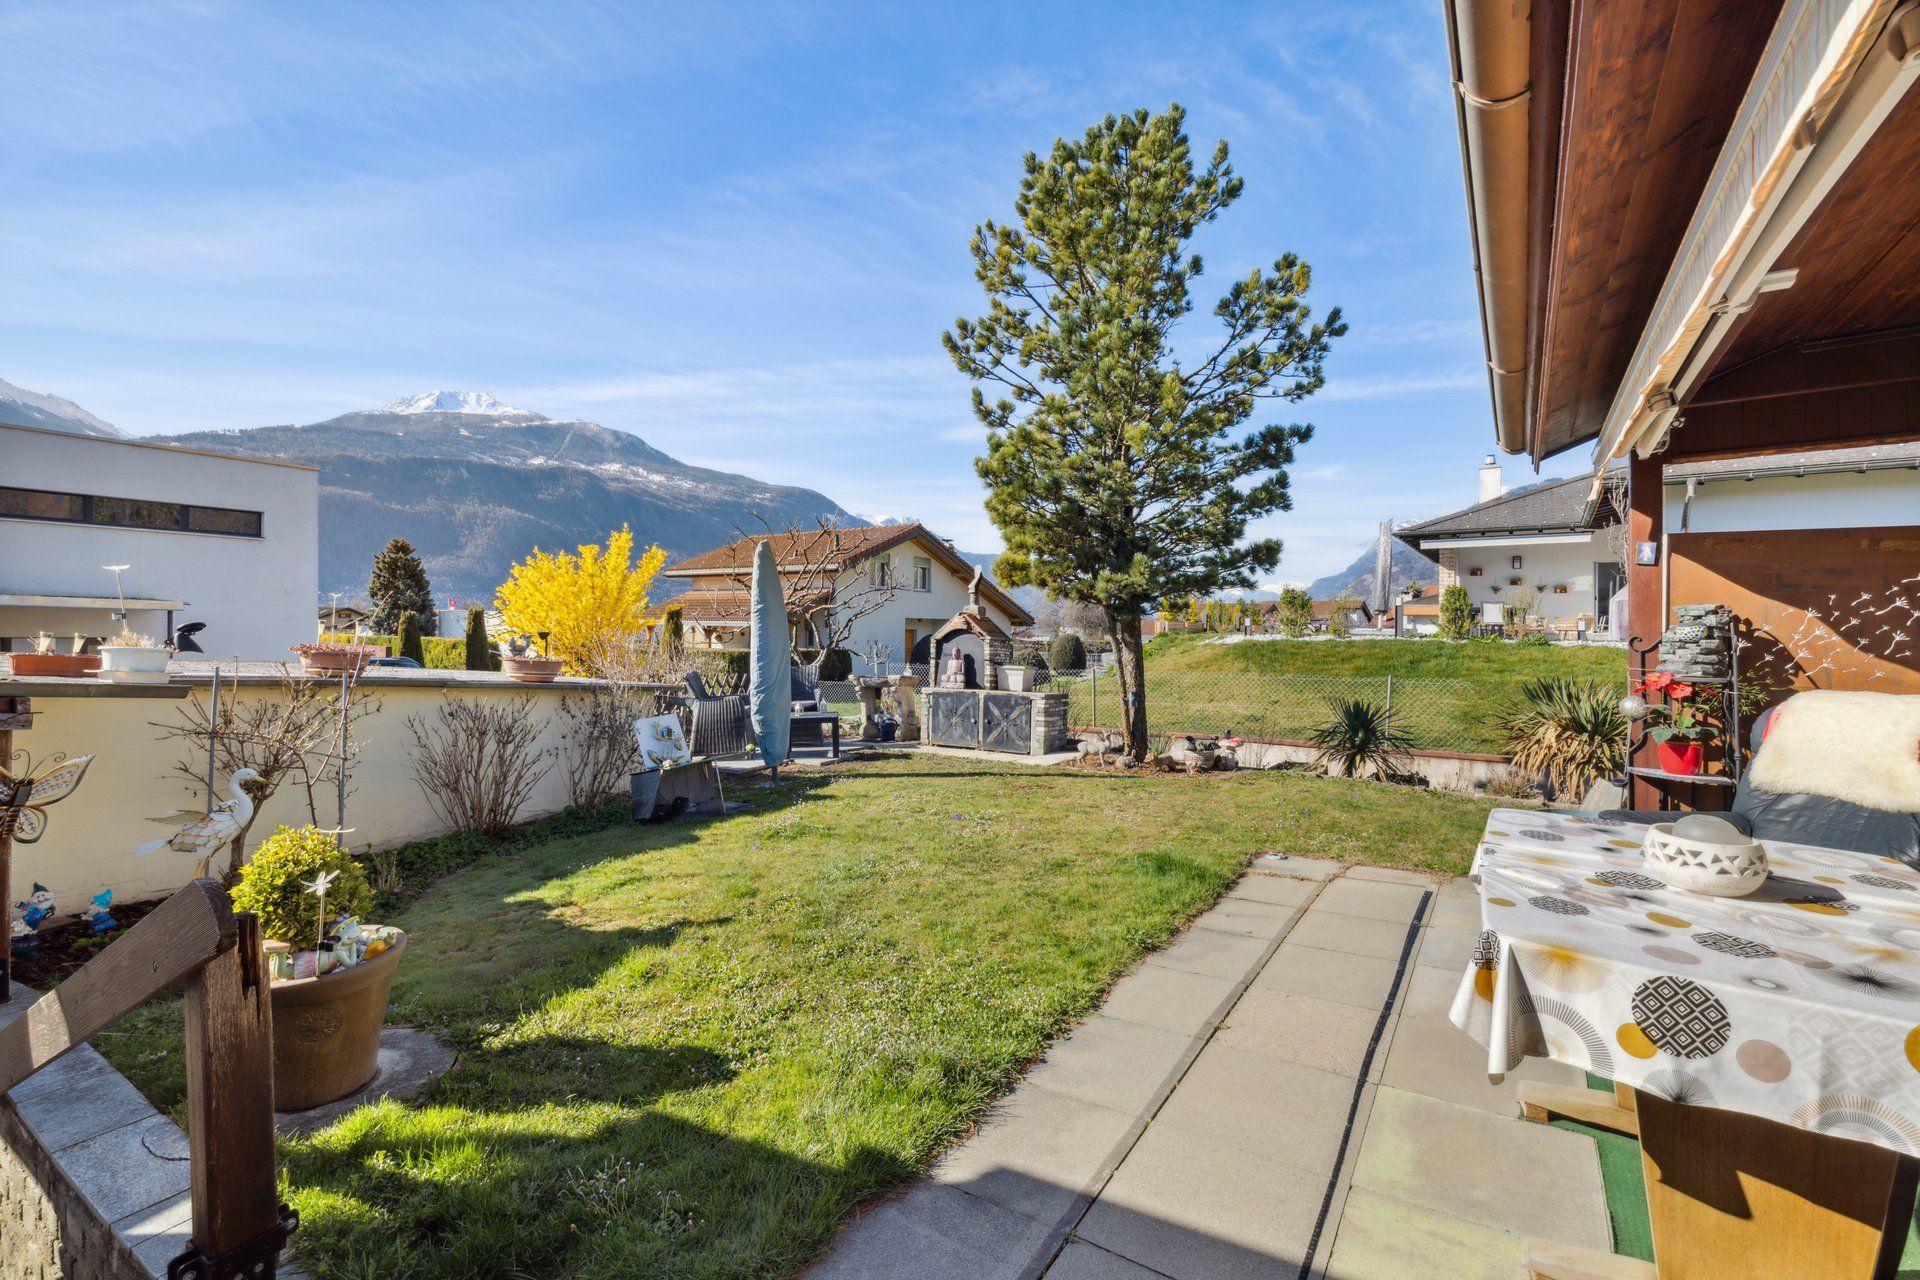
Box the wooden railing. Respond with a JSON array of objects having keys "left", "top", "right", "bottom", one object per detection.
[{"left": 0, "top": 879, "right": 291, "bottom": 1278}]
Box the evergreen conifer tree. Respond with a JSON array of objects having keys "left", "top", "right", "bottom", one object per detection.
[
  {"left": 397, "top": 611, "right": 425, "bottom": 664},
  {"left": 368, "top": 538, "right": 436, "bottom": 636},
  {"left": 946, "top": 105, "right": 1342, "bottom": 759},
  {"left": 464, "top": 607, "right": 494, "bottom": 670}
]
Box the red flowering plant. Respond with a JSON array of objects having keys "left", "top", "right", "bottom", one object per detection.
[{"left": 1632, "top": 670, "right": 1717, "bottom": 744}]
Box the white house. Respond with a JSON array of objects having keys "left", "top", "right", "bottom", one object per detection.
[
  {"left": 661, "top": 523, "right": 1032, "bottom": 672},
  {"left": 1399, "top": 455, "right": 1627, "bottom": 636},
  {"left": 0, "top": 422, "right": 319, "bottom": 661}
]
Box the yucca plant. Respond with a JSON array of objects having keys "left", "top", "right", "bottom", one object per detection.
[
  {"left": 1309, "top": 697, "right": 1415, "bottom": 779},
  {"left": 1496, "top": 678, "right": 1627, "bottom": 802}
]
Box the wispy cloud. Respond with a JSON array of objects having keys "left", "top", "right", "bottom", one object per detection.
[{"left": 1317, "top": 367, "right": 1483, "bottom": 402}]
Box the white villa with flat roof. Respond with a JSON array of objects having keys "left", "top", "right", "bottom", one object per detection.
[{"left": 0, "top": 422, "right": 319, "bottom": 661}]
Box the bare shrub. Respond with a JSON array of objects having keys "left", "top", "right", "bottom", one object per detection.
[
  {"left": 406, "top": 695, "right": 552, "bottom": 835},
  {"left": 559, "top": 631, "right": 665, "bottom": 807}
]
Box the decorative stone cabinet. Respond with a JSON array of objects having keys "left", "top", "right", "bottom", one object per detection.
[{"left": 921, "top": 687, "right": 1069, "bottom": 755}]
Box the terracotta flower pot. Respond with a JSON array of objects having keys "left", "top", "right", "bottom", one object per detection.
[
  {"left": 268, "top": 930, "right": 407, "bottom": 1111},
  {"left": 1656, "top": 741, "right": 1704, "bottom": 776},
  {"left": 5, "top": 652, "right": 92, "bottom": 678},
  {"left": 292, "top": 644, "right": 384, "bottom": 676},
  {"left": 502, "top": 655, "right": 564, "bottom": 683}
]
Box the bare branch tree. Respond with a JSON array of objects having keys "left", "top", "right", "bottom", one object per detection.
[
  {"left": 558, "top": 631, "right": 669, "bottom": 807},
  {"left": 718, "top": 516, "right": 910, "bottom": 652},
  {"left": 153, "top": 667, "right": 383, "bottom": 876}
]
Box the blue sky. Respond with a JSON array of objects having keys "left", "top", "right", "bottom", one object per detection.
[{"left": 5, "top": 0, "right": 1522, "bottom": 583}]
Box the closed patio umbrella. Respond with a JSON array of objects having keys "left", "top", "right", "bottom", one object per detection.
[{"left": 748, "top": 539, "right": 791, "bottom": 776}]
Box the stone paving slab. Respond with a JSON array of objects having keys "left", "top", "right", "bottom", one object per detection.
[
  {"left": 1244, "top": 943, "right": 1403, "bottom": 1011},
  {"left": 1312, "top": 876, "right": 1433, "bottom": 924},
  {"left": 1095, "top": 963, "right": 1240, "bottom": 1036},
  {"left": 1147, "top": 1043, "right": 1361, "bottom": 1181},
  {"left": 932, "top": 1082, "right": 1138, "bottom": 1227},
  {"left": 1021, "top": 1014, "right": 1194, "bottom": 1115},
  {"left": 1252, "top": 852, "right": 1342, "bottom": 881},
  {"left": 1429, "top": 881, "right": 1486, "bottom": 934},
  {"left": 1324, "top": 1185, "right": 1526, "bottom": 1280},
  {"left": 806, "top": 1181, "right": 1059, "bottom": 1279},
  {"left": 1284, "top": 909, "right": 1419, "bottom": 961},
  {"left": 1043, "top": 1240, "right": 1169, "bottom": 1279},
  {"left": 1076, "top": 1113, "right": 1330, "bottom": 1280},
  {"left": 1226, "top": 874, "right": 1320, "bottom": 908},
  {"left": 1347, "top": 1087, "right": 1609, "bottom": 1249},
  {"left": 1413, "top": 926, "right": 1480, "bottom": 972},
  {"left": 1212, "top": 987, "right": 1385, "bottom": 1079},
  {"left": 1143, "top": 924, "right": 1273, "bottom": 980},
  {"left": 1342, "top": 866, "right": 1446, "bottom": 888},
  {"left": 1189, "top": 897, "right": 1301, "bottom": 940}
]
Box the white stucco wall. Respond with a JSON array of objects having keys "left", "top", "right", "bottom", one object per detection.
[
  {"left": 830, "top": 540, "right": 1020, "bottom": 672},
  {"left": 1, "top": 425, "right": 318, "bottom": 661},
  {"left": 6, "top": 674, "right": 586, "bottom": 914},
  {"left": 1662, "top": 468, "right": 1920, "bottom": 534},
  {"left": 1418, "top": 532, "right": 1622, "bottom": 633}
]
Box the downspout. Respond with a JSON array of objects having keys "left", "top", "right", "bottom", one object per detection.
[{"left": 1446, "top": 0, "right": 1532, "bottom": 456}]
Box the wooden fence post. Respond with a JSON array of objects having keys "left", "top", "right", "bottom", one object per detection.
[{"left": 178, "top": 910, "right": 291, "bottom": 1274}]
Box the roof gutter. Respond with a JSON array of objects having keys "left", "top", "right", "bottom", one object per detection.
[{"left": 1446, "top": 0, "right": 1533, "bottom": 456}]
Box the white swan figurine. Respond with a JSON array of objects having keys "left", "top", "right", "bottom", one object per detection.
[{"left": 132, "top": 768, "right": 260, "bottom": 878}]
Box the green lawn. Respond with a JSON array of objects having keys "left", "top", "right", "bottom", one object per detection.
[
  {"left": 1051, "top": 636, "right": 1629, "bottom": 753},
  {"left": 94, "top": 756, "right": 1496, "bottom": 1280}
]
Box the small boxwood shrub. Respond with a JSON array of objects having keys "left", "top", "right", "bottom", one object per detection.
[
  {"left": 232, "top": 825, "right": 373, "bottom": 946},
  {"left": 1049, "top": 632, "right": 1088, "bottom": 671}
]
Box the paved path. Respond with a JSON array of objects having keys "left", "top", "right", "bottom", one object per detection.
[{"left": 808, "top": 856, "right": 1611, "bottom": 1280}]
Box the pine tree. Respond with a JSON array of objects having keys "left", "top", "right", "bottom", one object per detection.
[
  {"left": 368, "top": 538, "right": 436, "bottom": 636},
  {"left": 397, "top": 611, "right": 424, "bottom": 664},
  {"left": 463, "top": 607, "right": 494, "bottom": 670},
  {"left": 946, "top": 105, "right": 1342, "bottom": 760}
]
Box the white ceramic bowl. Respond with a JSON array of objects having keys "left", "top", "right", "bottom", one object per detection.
[{"left": 1642, "top": 822, "right": 1769, "bottom": 897}]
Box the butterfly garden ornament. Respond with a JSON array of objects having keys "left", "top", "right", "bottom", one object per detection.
[{"left": 0, "top": 753, "right": 94, "bottom": 843}]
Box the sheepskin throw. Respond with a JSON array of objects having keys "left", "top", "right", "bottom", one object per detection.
[{"left": 1746, "top": 691, "right": 1920, "bottom": 813}]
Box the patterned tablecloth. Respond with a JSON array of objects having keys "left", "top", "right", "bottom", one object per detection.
[{"left": 1450, "top": 807, "right": 1920, "bottom": 1156}]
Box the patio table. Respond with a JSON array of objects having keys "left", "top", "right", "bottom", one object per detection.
[{"left": 1451, "top": 807, "right": 1920, "bottom": 1280}]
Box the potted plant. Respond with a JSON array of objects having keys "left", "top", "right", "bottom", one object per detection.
[
  {"left": 500, "top": 636, "right": 563, "bottom": 683},
  {"left": 5, "top": 633, "right": 93, "bottom": 678},
  {"left": 1633, "top": 670, "right": 1715, "bottom": 775},
  {"left": 231, "top": 825, "right": 405, "bottom": 1111},
  {"left": 98, "top": 627, "right": 171, "bottom": 682},
  {"left": 291, "top": 641, "right": 385, "bottom": 675}
]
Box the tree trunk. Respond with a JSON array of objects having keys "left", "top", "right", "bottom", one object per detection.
[{"left": 1107, "top": 608, "right": 1150, "bottom": 762}]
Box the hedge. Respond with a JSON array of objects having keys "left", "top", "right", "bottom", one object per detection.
[{"left": 323, "top": 634, "right": 499, "bottom": 671}]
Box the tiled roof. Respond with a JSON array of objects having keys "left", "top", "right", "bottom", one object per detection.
[
  {"left": 1399, "top": 471, "right": 1624, "bottom": 540},
  {"left": 662, "top": 523, "right": 1035, "bottom": 626},
  {"left": 664, "top": 524, "right": 920, "bottom": 576},
  {"left": 670, "top": 587, "right": 829, "bottom": 625}
]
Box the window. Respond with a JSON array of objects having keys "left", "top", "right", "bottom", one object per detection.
[
  {"left": 869, "top": 558, "right": 891, "bottom": 587},
  {"left": 0, "top": 485, "right": 263, "bottom": 538},
  {"left": 913, "top": 556, "right": 932, "bottom": 591}
]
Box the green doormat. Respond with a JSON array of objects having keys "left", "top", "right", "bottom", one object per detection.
[{"left": 1565, "top": 1073, "right": 1920, "bottom": 1274}]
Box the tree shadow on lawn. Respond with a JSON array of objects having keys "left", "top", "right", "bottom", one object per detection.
[{"left": 286, "top": 1034, "right": 918, "bottom": 1279}]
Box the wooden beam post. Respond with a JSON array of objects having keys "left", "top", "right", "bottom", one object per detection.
[
  {"left": 182, "top": 910, "right": 282, "bottom": 1261},
  {"left": 1625, "top": 451, "right": 1664, "bottom": 809},
  {"left": 0, "top": 694, "right": 31, "bottom": 1003}
]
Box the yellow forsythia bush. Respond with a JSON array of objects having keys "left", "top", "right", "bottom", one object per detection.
[{"left": 492, "top": 525, "right": 667, "bottom": 673}]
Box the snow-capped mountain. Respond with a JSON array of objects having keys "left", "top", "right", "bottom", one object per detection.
[
  {"left": 380, "top": 390, "right": 533, "bottom": 417},
  {"left": 0, "top": 376, "right": 125, "bottom": 438},
  {"left": 161, "top": 394, "right": 852, "bottom": 599}
]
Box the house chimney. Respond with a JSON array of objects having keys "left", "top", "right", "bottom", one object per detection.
[{"left": 1478, "top": 454, "right": 1504, "bottom": 504}]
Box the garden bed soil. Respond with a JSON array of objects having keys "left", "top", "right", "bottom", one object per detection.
[{"left": 9, "top": 896, "right": 164, "bottom": 986}]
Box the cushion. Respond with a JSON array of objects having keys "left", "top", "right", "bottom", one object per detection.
[{"left": 1744, "top": 691, "right": 1920, "bottom": 813}]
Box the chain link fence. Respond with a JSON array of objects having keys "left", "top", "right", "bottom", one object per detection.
[{"left": 1040, "top": 669, "right": 1519, "bottom": 755}]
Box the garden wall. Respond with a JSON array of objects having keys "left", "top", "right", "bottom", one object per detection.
[{"left": 6, "top": 670, "right": 599, "bottom": 913}]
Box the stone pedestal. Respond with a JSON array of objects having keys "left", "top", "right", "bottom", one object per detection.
[
  {"left": 891, "top": 674, "right": 921, "bottom": 742},
  {"left": 854, "top": 679, "right": 886, "bottom": 742}
]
